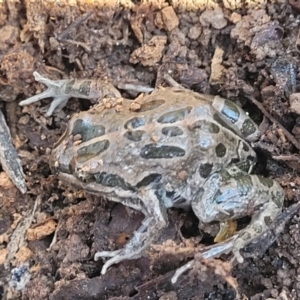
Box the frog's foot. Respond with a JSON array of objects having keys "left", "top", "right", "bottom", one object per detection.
[
  {"left": 19, "top": 72, "right": 70, "bottom": 116},
  {"left": 192, "top": 165, "right": 284, "bottom": 263},
  {"left": 95, "top": 214, "right": 167, "bottom": 275},
  {"left": 171, "top": 237, "right": 236, "bottom": 283}
]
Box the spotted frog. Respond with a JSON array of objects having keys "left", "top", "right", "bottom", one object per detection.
[{"left": 50, "top": 87, "right": 284, "bottom": 274}]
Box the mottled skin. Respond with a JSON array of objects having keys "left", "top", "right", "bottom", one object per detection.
[{"left": 47, "top": 87, "right": 284, "bottom": 274}]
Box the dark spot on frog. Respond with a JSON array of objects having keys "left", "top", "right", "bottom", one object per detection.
[
  {"left": 215, "top": 143, "right": 227, "bottom": 157},
  {"left": 140, "top": 144, "right": 185, "bottom": 159},
  {"left": 124, "top": 117, "right": 145, "bottom": 129},
  {"left": 264, "top": 215, "right": 272, "bottom": 226},
  {"left": 189, "top": 120, "right": 220, "bottom": 133},
  {"left": 94, "top": 172, "right": 134, "bottom": 191},
  {"left": 77, "top": 140, "right": 110, "bottom": 163},
  {"left": 135, "top": 100, "right": 165, "bottom": 112},
  {"left": 199, "top": 163, "right": 213, "bottom": 178},
  {"left": 124, "top": 130, "right": 145, "bottom": 142},
  {"left": 161, "top": 126, "right": 183, "bottom": 136},
  {"left": 241, "top": 119, "right": 257, "bottom": 139},
  {"left": 221, "top": 99, "right": 240, "bottom": 124},
  {"left": 72, "top": 119, "right": 106, "bottom": 142},
  {"left": 157, "top": 107, "right": 192, "bottom": 123},
  {"left": 136, "top": 174, "right": 162, "bottom": 188}
]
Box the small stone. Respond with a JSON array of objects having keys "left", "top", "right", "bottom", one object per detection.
[
  {"left": 155, "top": 6, "right": 179, "bottom": 32},
  {"left": 15, "top": 246, "right": 33, "bottom": 263},
  {"left": 230, "top": 12, "right": 242, "bottom": 24},
  {"left": 200, "top": 7, "right": 227, "bottom": 29},
  {"left": 188, "top": 26, "right": 202, "bottom": 40},
  {"left": 209, "top": 47, "right": 225, "bottom": 84},
  {"left": 290, "top": 93, "right": 300, "bottom": 115},
  {"left": 18, "top": 115, "right": 30, "bottom": 125}
]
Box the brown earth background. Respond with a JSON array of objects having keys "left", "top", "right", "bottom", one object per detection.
[{"left": 1, "top": 0, "right": 300, "bottom": 299}]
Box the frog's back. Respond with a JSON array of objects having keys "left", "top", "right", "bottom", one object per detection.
[{"left": 51, "top": 88, "right": 256, "bottom": 197}]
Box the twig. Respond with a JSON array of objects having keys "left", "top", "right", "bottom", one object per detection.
[
  {"left": 0, "top": 110, "right": 26, "bottom": 193},
  {"left": 163, "top": 74, "right": 185, "bottom": 89},
  {"left": 57, "top": 10, "right": 94, "bottom": 41},
  {"left": 64, "top": 39, "right": 91, "bottom": 53},
  {"left": 5, "top": 196, "right": 40, "bottom": 268},
  {"left": 247, "top": 96, "right": 300, "bottom": 151},
  {"left": 117, "top": 83, "right": 154, "bottom": 93}
]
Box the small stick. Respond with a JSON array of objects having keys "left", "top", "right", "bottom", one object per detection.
[
  {"left": 247, "top": 96, "right": 300, "bottom": 151},
  {"left": 63, "top": 39, "right": 91, "bottom": 53},
  {"left": 117, "top": 83, "right": 154, "bottom": 94},
  {"left": 57, "top": 10, "right": 94, "bottom": 41},
  {"left": 0, "top": 110, "right": 26, "bottom": 193},
  {"left": 163, "top": 74, "right": 185, "bottom": 89}
]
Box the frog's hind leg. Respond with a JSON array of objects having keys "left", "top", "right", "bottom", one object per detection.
[
  {"left": 94, "top": 190, "right": 168, "bottom": 274},
  {"left": 191, "top": 166, "right": 284, "bottom": 263},
  {"left": 231, "top": 175, "right": 284, "bottom": 263}
]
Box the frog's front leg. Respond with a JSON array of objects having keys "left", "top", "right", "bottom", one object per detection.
[
  {"left": 94, "top": 189, "right": 168, "bottom": 274},
  {"left": 191, "top": 165, "right": 284, "bottom": 263},
  {"left": 19, "top": 72, "right": 121, "bottom": 116}
]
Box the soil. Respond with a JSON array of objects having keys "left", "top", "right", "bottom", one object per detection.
[{"left": 1, "top": 1, "right": 300, "bottom": 299}]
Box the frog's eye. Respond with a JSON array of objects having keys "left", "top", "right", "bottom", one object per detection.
[{"left": 72, "top": 119, "right": 105, "bottom": 142}]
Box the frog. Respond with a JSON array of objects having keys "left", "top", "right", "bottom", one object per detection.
[
  {"left": 48, "top": 87, "right": 284, "bottom": 275},
  {"left": 19, "top": 73, "right": 284, "bottom": 275}
]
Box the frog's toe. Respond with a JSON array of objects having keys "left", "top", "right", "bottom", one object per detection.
[
  {"left": 94, "top": 249, "right": 122, "bottom": 260},
  {"left": 95, "top": 249, "right": 141, "bottom": 275},
  {"left": 232, "top": 245, "right": 244, "bottom": 263},
  {"left": 45, "top": 96, "right": 70, "bottom": 116},
  {"left": 101, "top": 255, "right": 128, "bottom": 275}
]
